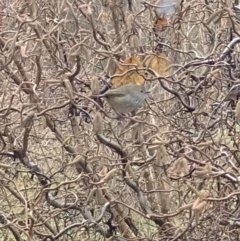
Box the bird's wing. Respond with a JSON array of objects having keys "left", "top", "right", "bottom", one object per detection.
[{"left": 102, "top": 90, "right": 126, "bottom": 98}]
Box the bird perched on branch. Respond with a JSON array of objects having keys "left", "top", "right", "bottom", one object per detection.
[{"left": 91, "top": 83, "right": 149, "bottom": 115}]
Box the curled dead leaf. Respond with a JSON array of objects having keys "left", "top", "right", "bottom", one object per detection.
[
  {"left": 111, "top": 56, "right": 145, "bottom": 87},
  {"left": 153, "top": 18, "right": 168, "bottom": 32},
  {"left": 144, "top": 52, "right": 171, "bottom": 77}
]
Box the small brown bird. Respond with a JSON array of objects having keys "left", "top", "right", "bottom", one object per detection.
[{"left": 93, "top": 83, "right": 149, "bottom": 115}]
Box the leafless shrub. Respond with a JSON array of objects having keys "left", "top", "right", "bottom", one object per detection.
[{"left": 1, "top": 0, "right": 240, "bottom": 240}]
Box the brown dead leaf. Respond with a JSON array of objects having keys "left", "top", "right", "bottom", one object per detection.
[
  {"left": 153, "top": 18, "right": 168, "bottom": 32},
  {"left": 111, "top": 56, "right": 145, "bottom": 87},
  {"left": 115, "top": 56, "right": 142, "bottom": 73},
  {"left": 144, "top": 52, "right": 171, "bottom": 77}
]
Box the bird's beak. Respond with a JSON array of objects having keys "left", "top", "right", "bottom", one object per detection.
[{"left": 145, "top": 91, "right": 150, "bottom": 94}]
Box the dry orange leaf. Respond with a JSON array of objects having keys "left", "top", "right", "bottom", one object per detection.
[
  {"left": 111, "top": 56, "right": 145, "bottom": 87},
  {"left": 154, "top": 18, "right": 168, "bottom": 32},
  {"left": 144, "top": 52, "right": 171, "bottom": 77}
]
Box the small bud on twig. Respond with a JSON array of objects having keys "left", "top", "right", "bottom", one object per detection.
[
  {"left": 93, "top": 112, "right": 103, "bottom": 134},
  {"left": 91, "top": 76, "right": 100, "bottom": 95}
]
